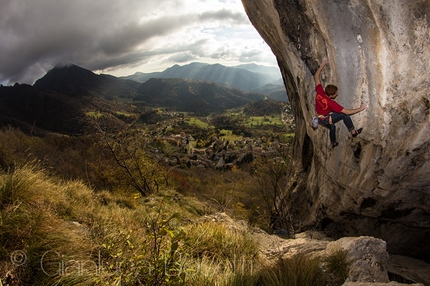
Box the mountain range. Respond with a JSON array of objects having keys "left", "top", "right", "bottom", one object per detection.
[
  {"left": 0, "top": 64, "right": 278, "bottom": 134},
  {"left": 122, "top": 62, "right": 287, "bottom": 101},
  {"left": 136, "top": 78, "right": 265, "bottom": 114}
]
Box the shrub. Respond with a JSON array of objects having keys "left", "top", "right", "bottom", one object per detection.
[
  {"left": 96, "top": 209, "right": 187, "bottom": 285},
  {"left": 257, "top": 253, "right": 325, "bottom": 286},
  {"left": 323, "top": 248, "right": 351, "bottom": 285},
  {"left": 91, "top": 126, "right": 168, "bottom": 196},
  {"left": 229, "top": 250, "right": 351, "bottom": 286}
]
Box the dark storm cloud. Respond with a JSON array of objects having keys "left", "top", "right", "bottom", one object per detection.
[
  {"left": 1, "top": 1, "right": 113, "bottom": 84},
  {"left": 97, "top": 15, "right": 196, "bottom": 55},
  {"left": 0, "top": 0, "right": 271, "bottom": 85},
  {"left": 89, "top": 39, "right": 209, "bottom": 72}
]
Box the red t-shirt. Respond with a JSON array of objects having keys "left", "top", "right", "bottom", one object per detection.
[{"left": 315, "top": 84, "right": 344, "bottom": 117}]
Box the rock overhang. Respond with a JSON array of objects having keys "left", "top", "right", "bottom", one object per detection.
[{"left": 241, "top": 0, "right": 430, "bottom": 261}]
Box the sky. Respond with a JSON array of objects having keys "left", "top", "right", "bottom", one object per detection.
[{"left": 0, "top": 0, "right": 278, "bottom": 86}]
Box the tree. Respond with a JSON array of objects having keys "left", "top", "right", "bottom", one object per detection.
[
  {"left": 93, "top": 122, "right": 167, "bottom": 196},
  {"left": 252, "top": 149, "right": 293, "bottom": 235}
]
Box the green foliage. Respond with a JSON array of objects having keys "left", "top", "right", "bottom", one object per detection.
[
  {"left": 0, "top": 127, "right": 95, "bottom": 181},
  {"left": 135, "top": 78, "right": 265, "bottom": 115},
  {"left": 189, "top": 118, "right": 211, "bottom": 129},
  {"left": 244, "top": 115, "right": 283, "bottom": 127},
  {"left": 171, "top": 168, "right": 266, "bottom": 225},
  {"left": 218, "top": 129, "right": 242, "bottom": 142},
  {"left": 0, "top": 122, "right": 293, "bottom": 242},
  {"left": 279, "top": 132, "right": 295, "bottom": 144},
  {"left": 114, "top": 111, "right": 137, "bottom": 123},
  {"left": 86, "top": 111, "right": 104, "bottom": 119},
  {"left": 0, "top": 94, "right": 300, "bottom": 285},
  {"left": 0, "top": 133, "right": 351, "bottom": 286}
]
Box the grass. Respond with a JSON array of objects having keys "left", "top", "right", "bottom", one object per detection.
[
  {"left": 279, "top": 132, "right": 295, "bottom": 143},
  {"left": 0, "top": 164, "right": 96, "bottom": 284},
  {"left": 188, "top": 117, "right": 211, "bottom": 129},
  {"left": 0, "top": 163, "right": 351, "bottom": 285},
  {"left": 114, "top": 111, "right": 134, "bottom": 117},
  {"left": 86, "top": 111, "right": 104, "bottom": 119},
  {"left": 182, "top": 221, "right": 260, "bottom": 285},
  {"left": 219, "top": 129, "right": 242, "bottom": 142},
  {"left": 185, "top": 221, "right": 259, "bottom": 263},
  {"left": 228, "top": 251, "right": 351, "bottom": 286},
  {"left": 323, "top": 248, "right": 351, "bottom": 285},
  {"left": 258, "top": 254, "right": 324, "bottom": 286},
  {"left": 244, "top": 115, "right": 284, "bottom": 128},
  {"left": 0, "top": 164, "right": 262, "bottom": 285}
]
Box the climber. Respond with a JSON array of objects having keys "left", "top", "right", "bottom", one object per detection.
[{"left": 314, "top": 57, "right": 367, "bottom": 148}]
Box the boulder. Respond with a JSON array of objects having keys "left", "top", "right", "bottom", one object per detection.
[
  {"left": 242, "top": 0, "right": 430, "bottom": 260},
  {"left": 326, "top": 236, "right": 389, "bottom": 283}
]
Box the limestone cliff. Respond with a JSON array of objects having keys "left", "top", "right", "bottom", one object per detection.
[{"left": 241, "top": 0, "right": 430, "bottom": 260}]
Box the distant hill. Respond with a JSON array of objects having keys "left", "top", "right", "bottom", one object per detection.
[
  {"left": 136, "top": 78, "right": 266, "bottom": 115},
  {"left": 34, "top": 64, "right": 140, "bottom": 99},
  {"left": 233, "top": 63, "right": 282, "bottom": 79},
  {"left": 0, "top": 83, "right": 89, "bottom": 134},
  {"left": 0, "top": 65, "right": 144, "bottom": 134},
  {"left": 251, "top": 80, "right": 288, "bottom": 102},
  {"left": 122, "top": 62, "right": 287, "bottom": 100},
  {"left": 33, "top": 65, "right": 268, "bottom": 114}
]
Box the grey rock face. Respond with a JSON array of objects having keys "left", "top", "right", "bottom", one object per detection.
[{"left": 241, "top": 0, "right": 430, "bottom": 260}]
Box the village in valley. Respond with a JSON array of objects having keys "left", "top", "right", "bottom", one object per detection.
[{"left": 140, "top": 102, "right": 295, "bottom": 170}]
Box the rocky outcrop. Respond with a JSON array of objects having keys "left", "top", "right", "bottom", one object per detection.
[
  {"left": 206, "top": 212, "right": 430, "bottom": 284},
  {"left": 241, "top": 0, "right": 430, "bottom": 260},
  {"left": 255, "top": 229, "right": 429, "bottom": 284},
  {"left": 326, "top": 236, "right": 390, "bottom": 283}
]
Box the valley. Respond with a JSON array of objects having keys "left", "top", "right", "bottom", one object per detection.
[
  {"left": 0, "top": 63, "right": 306, "bottom": 285},
  {"left": 0, "top": 63, "right": 295, "bottom": 231}
]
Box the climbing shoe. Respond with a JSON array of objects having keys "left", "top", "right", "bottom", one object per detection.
[
  {"left": 352, "top": 128, "right": 363, "bottom": 138},
  {"left": 331, "top": 142, "right": 339, "bottom": 148}
]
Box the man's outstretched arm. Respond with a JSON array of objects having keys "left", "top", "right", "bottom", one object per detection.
[
  {"left": 342, "top": 103, "right": 367, "bottom": 115},
  {"left": 314, "top": 57, "right": 327, "bottom": 86}
]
